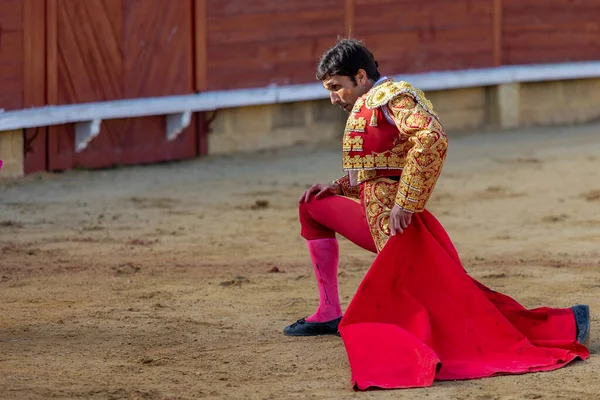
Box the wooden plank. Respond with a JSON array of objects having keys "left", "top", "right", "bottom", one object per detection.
[
  {"left": 358, "top": 26, "right": 495, "bottom": 73},
  {"left": 0, "top": 59, "right": 22, "bottom": 77},
  {"left": 506, "top": 47, "right": 600, "bottom": 65},
  {"left": 502, "top": 0, "right": 600, "bottom": 64},
  {"left": 493, "top": 0, "right": 503, "bottom": 66},
  {"left": 208, "top": 37, "right": 339, "bottom": 68},
  {"left": 23, "top": 0, "right": 46, "bottom": 107},
  {"left": 23, "top": 0, "right": 48, "bottom": 174},
  {"left": 193, "top": 0, "right": 208, "bottom": 156},
  {"left": 194, "top": 0, "right": 207, "bottom": 91},
  {"left": 121, "top": 0, "right": 198, "bottom": 161},
  {"left": 57, "top": 0, "right": 123, "bottom": 104},
  {"left": 208, "top": 62, "right": 317, "bottom": 90},
  {"left": 0, "top": 31, "right": 25, "bottom": 62},
  {"left": 208, "top": 12, "right": 344, "bottom": 45},
  {"left": 46, "top": 0, "right": 58, "bottom": 105},
  {"left": 0, "top": 92, "right": 23, "bottom": 111},
  {"left": 48, "top": 0, "right": 123, "bottom": 171},
  {"left": 503, "top": 24, "right": 600, "bottom": 51},
  {"left": 0, "top": 32, "right": 24, "bottom": 83},
  {"left": 354, "top": 0, "right": 494, "bottom": 34},
  {"left": 353, "top": 0, "right": 496, "bottom": 72},
  {"left": 208, "top": 0, "right": 343, "bottom": 17},
  {"left": 207, "top": 37, "right": 338, "bottom": 89},
  {"left": 0, "top": 70, "right": 24, "bottom": 93},
  {"left": 206, "top": 2, "right": 343, "bottom": 89},
  {"left": 123, "top": 0, "right": 190, "bottom": 97},
  {"left": 0, "top": 0, "right": 24, "bottom": 31},
  {"left": 0, "top": 26, "right": 24, "bottom": 110},
  {"left": 48, "top": 0, "right": 199, "bottom": 171},
  {"left": 503, "top": 0, "right": 600, "bottom": 25},
  {"left": 345, "top": 0, "right": 354, "bottom": 37},
  {"left": 0, "top": 0, "right": 24, "bottom": 112}
]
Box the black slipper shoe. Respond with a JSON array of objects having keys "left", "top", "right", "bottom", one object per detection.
[{"left": 283, "top": 317, "right": 342, "bottom": 336}]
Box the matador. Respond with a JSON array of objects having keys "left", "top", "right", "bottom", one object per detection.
[{"left": 283, "top": 38, "right": 591, "bottom": 390}]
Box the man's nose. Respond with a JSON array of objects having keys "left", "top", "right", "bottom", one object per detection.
[{"left": 330, "top": 92, "right": 340, "bottom": 105}]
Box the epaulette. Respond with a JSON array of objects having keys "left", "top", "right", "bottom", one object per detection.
[{"left": 365, "top": 80, "right": 437, "bottom": 117}]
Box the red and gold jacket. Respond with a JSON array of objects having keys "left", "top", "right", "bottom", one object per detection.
[
  {"left": 335, "top": 78, "right": 447, "bottom": 213},
  {"left": 334, "top": 79, "right": 448, "bottom": 251}
]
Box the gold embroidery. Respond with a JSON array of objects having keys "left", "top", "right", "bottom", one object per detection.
[
  {"left": 370, "top": 110, "right": 377, "bottom": 127},
  {"left": 341, "top": 78, "right": 448, "bottom": 215},
  {"left": 363, "top": 178, "right": 399, "bottom": 252},
  {"left": 342, "top": 135, "right": 363, "bottom": 151},
  {"left": 334, "top": 174, "right": 360, "bottom": 199},
  {"left": 390, "top": 95, "right": 416, "bottom": 110},
  {"left": 357, "top": 170, "right": 377, "bottom": 182},
  {"left": 405, "top": 112, "right": 432, "bottom": 129},
  {"left": 342, "top": 151, "right": 406, "bottom": 170},
  {"left": 352, "top": 96, "right": 365, "bottom": 113},
  {"left": 387, "top": 101, "right": 448, "bottom": 213},
  {"left": 345, "top": 114, "right": 367, "bottom": 133},
  {"left": 366, "top": 80, "right": 437, "bottom": 118}
]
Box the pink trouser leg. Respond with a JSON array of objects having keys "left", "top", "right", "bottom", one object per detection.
[
  {"left": 298, "top": 195, "right": 376, "bottom": 322},
  {"left": 299, "top": 195, "right": 376, "bottom": 252},
  {"left": 305, "top": 238, "right": 342, "bottom": 322}
]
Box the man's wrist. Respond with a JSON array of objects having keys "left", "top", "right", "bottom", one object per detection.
[{"left": 393, "top": 202, "right": 414, "bottom": 213}]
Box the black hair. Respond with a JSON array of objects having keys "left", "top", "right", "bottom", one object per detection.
[{"left": 316, "top": 38, "right": 381, "bottom": 83}]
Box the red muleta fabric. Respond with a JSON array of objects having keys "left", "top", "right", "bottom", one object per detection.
[{"left": 339, "top": 210, "right": 589, "bottom": 390}]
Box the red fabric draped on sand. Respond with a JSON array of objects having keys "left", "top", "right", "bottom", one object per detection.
[{"left": 338, "top": 210, "right": 588, "bottom": 390}]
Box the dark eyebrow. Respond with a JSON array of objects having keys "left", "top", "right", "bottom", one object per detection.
[{"left": 324, "top": 79, "right": 339, "bottom": 89}]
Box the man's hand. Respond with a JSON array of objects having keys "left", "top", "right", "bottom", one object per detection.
[
  {"left": 389, "top": 204, "right": 413, "bottom": 236},
  {"left": 298, "top": 183, "right": 341, "bottom": 203}
]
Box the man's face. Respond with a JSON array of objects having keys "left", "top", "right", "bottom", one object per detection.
[{"left": 322, "top": 72, "right": 370, "bottom": 113}]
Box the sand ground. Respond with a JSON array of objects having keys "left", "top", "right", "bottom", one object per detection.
[{"left": 1, "top": 122, "right": 600, "bottom": 400}]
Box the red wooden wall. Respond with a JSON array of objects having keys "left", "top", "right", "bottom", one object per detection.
[
  {"left": 205, "top": 0, "right": 346, "bottom": 90},
  {"left": 0, "top": 0, "right": 25, "bottom": 111},
  {"left": 0, "top": 0, "right": 47, "bottom": 173},
  {"left": 47, "top": 0, "right": 199, "bottom": 171},
  {"left": 201, "top": 0, "right": 600, "bottom": 89},
  {"left": 353, "top": 0, "right": 496, "bottom": 74},
  {"left": 502, "top": 0, "right": 600, "bottom": 65}
]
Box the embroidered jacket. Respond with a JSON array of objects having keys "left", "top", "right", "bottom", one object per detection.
[{"left": 335, "top": 79, "right": 448, "bottom": 213}]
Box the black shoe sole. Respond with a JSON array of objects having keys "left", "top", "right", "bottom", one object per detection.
[
  {"left": 283, "top": 330, "right": 340, "bottom": 337},
  {"left": 283, "top": 317, "right": 342, "bottom": 337}
]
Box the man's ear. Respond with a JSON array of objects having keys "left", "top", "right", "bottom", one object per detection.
[{"left": 355, "top": 69, "right": 368, "bottom": 86}]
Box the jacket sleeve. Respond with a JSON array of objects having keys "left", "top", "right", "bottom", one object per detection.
[
  {"left": 385, "top": 94, "right": 448, "bottom": 212},
  {"left": 334, "top": 173, "right": 361, "bottom": 199}
]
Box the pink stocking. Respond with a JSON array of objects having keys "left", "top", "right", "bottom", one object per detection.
[{"left": 305, "top": 238, "right": 343, "bottom": 323}]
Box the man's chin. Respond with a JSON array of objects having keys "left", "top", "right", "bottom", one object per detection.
[{"left": 343, "top": 105, "right": 352, "bottom": 112}]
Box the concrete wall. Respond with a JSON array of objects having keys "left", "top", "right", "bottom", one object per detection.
[
  {"left": 208, "top": 99, "right": 348, "bottom": 154},
  {"left": 0, "top": 130, "right": 24, "bottom": 178},
  {"left": 519, "top": 78, "right": 600, "bottom": 127},
  {"left": 207, "top": 77, "right": 600, "bottom": 155}
]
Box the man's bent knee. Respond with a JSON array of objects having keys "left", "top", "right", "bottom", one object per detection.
[{"left": 298, "top": 200, "right": 336, "bottom": 240}]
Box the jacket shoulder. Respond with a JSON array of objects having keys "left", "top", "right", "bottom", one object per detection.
[{"left": 365, "top": 80, "right": 436, "bottom": 116}]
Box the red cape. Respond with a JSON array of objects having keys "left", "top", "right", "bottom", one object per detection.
[{"left": 339, "top": 210, "right": 588, "bottom": 390}]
